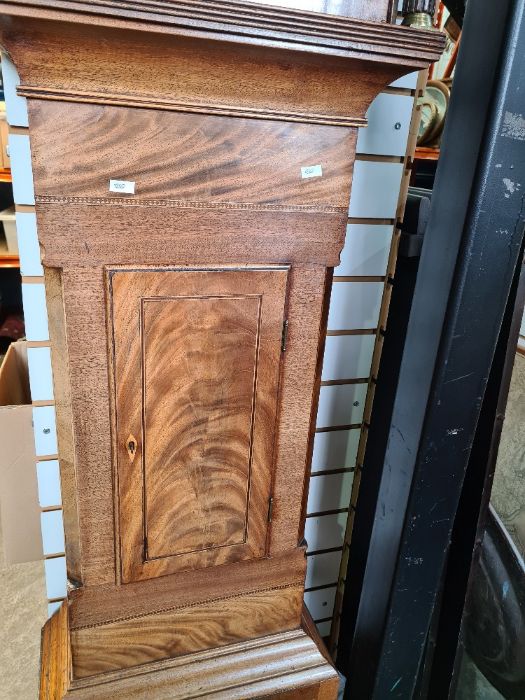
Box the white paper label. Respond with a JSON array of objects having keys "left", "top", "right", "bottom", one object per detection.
[
  {"left": 301, "top": 164, "right": 323, "bottom": 179},
  {"left": 109, "top": 179, "right": 135, "bottom": 194}
]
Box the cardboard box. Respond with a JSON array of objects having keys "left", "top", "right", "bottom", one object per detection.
[
  {"left": 0, "top": 113, "right": 10, "bottom": 170},
  {"left": 0, "top": 206, "right": 17, "bottom": 254},
  {"left": 0, "top": 340, "right": 43, "bottom": 563}
]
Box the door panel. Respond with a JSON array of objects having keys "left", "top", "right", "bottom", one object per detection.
[
  {"left": 143, "top": 294, "right": 260, "bottom": 559},
  {"left": 108, "top": 267, "right": 289, "bottom": 583}
]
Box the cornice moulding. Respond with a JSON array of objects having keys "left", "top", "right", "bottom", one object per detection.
[
  {"left": 0, "top": 0, "right": 445, "bottom": 68},
  {"left": 18, "top": 86, "right": 370, "bottom": 127}
]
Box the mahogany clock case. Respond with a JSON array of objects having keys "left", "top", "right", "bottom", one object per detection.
[{"left": 0, "top": 1, "right": 444, "bottom": 697}]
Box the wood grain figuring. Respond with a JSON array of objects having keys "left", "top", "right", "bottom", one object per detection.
[
  {"left": 300, "top": 268, "right": 334, "bottom": 541},
  {"left": 0, "top": 0, "right": 442, "bottom": 693},
  {"left": 268, "top": 265, "right": 330, "bottom": 554},
  {"left": 40, "top": 607, "right": 338, "bottom": 699},
  {"left": 39, "top": 603, "right": 70, "bottom": 700},
  {"left": 2, "top": 17, "right": 444, "bottom": 133},
  {"left": 0, "top": 2, "right": 444, "bottom": 67},
  {"left": 39, "top": 263, "right": 334, "bottom": 589},
  {"left": 44, "top": 268, "right": 82, "bottom": 584},
  {"left": 142, "top": 295, "right": 260, "bottom": 558},
  {"left": 68, "top": 547, "right": 306, "bottom": 630},
  {"left": 59, "top": 267, "right": 116, "bottom": 586},
  {"left": 71, "top": 584, "right": 304, "bottom": 678},
  {"left": 28, "top": 102, "right": 356, "bottom": 206},
  {"left": 34, "top": 203, "right": 349, "bottom": 269},
  {"left": 69, "top": 627, "right": 338, "bottom": 699},
  {"left": 110, "top": 267, "right": 288, "bottom": 582},
  {"left": 21, "top": 85, "right": 366, "bottom": 128}
]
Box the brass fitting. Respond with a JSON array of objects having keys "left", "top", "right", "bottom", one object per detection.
[{"left": 402, "top": 0, "right": 435, "bottom": 28}]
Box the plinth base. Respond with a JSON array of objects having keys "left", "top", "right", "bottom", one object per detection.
[{"left": 40, "top": 603, "right": 340, "bottom": 699}]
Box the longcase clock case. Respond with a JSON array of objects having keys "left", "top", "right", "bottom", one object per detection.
[{"left": 0, "top": 1, "right": 444, "bottom": 697}]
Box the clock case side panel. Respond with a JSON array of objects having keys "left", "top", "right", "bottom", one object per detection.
[
  {"left": 44, "top": 267, "right": 83, "bottom": 585},
  {"left": 52, "top": 265, "right": 118, "bottom": 587}
]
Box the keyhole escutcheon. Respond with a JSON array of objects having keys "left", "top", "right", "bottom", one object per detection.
[{"left": 126, "top": 434, "right": 138, "bottom": 463}]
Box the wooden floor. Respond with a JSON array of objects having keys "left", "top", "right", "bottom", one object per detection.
[{"left": 0, "top": 510, "right": 47, "bottom": 700}]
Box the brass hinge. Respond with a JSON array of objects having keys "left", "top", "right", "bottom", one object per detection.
[
  {"left": 281, "top": 320, "right": 289, "bottom": 353},
  {"left": 267, "top": 496, "right": 274, "bottom": 523}
]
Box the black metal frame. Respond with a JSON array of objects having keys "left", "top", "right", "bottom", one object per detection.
[
  {"left": 338, "top": 0, "right": 525, "bottom": 696},
  {"left": 429, "top": 249, "right": 525, "bottom": 699}
]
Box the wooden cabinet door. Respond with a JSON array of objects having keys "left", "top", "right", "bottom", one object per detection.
[{"left": 108, "top": 266, "right": 289, "bottom": 583}]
